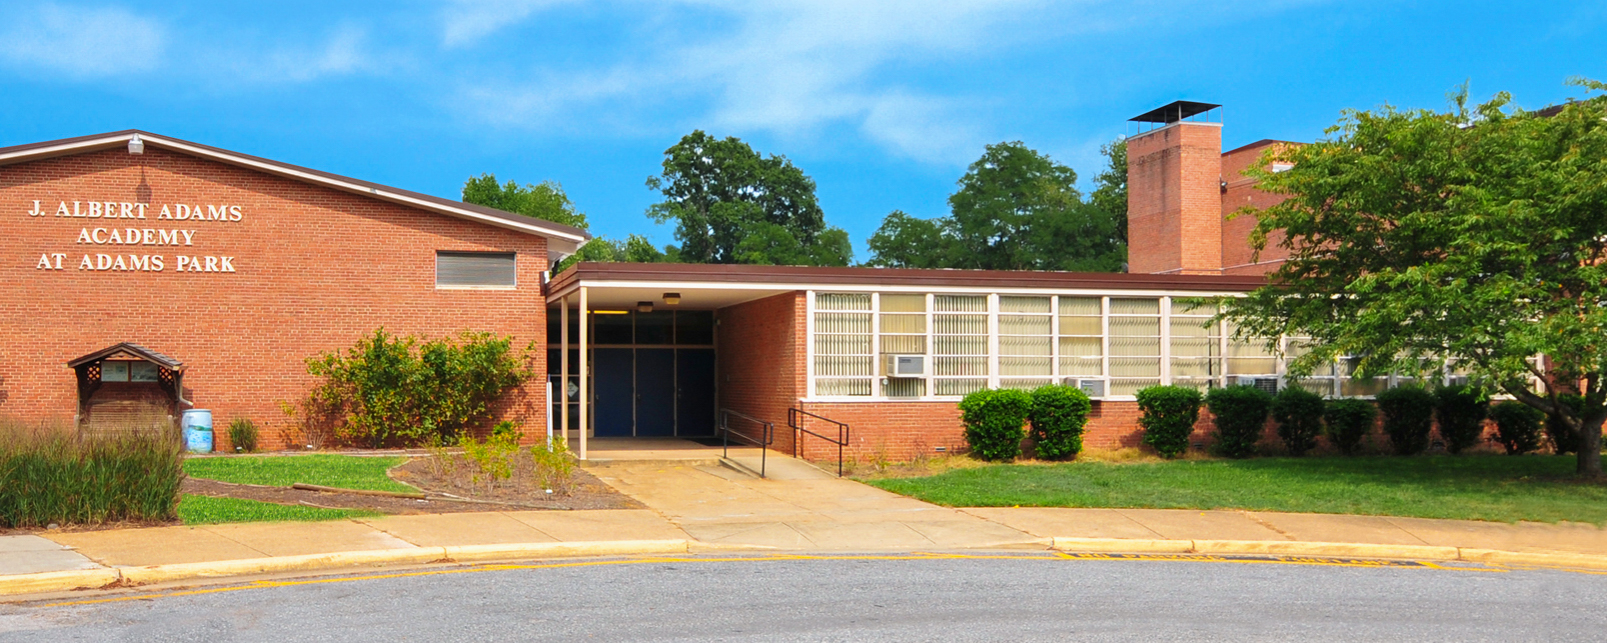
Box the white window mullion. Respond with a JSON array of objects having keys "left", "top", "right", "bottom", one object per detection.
[
  {"left": 1165, "top": 298, "right": 1177, "bottom": 385},
  {"left": 1101, "top": 296, "right": 1110, "bottom": 389},
  {"left": 925, "top": 293, "right": 935, "bottom": 400},
  {"left": 987, "top": 293, "right": 1000, "bottom": 390},
  {"left": 871, "top": 292, "right": 881, "bottom": 398}
]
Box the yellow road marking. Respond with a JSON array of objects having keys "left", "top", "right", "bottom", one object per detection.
[{"left": 29, "top": 551, "right": 1513, "bottom": 609}]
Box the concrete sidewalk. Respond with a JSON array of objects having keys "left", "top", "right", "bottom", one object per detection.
[{"left": 7, "top": 458, "right": 1607, "bottom": 594}]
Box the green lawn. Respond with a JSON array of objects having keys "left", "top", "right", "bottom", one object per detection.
[
  {"left": 866, "top": 455, "right": 1607, "bottom": 524},
  {"left": 177, "top": 495, "right": 380, "bottom": 524},
  {"left": 183, "top": 454, "right": 418, "bottom": 493}
]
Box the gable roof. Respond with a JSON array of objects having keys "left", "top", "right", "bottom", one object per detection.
[
  {"left": 68, "top": 343, "right": 184, "bottom": 370},
  {"left": 0, "top": 130, "right": 591, "bottom": 260}
]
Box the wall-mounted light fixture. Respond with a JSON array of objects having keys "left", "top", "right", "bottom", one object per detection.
[
  {"left": 662, "top": 292, "right": 681, "bottom": 305},
  {"left": 636, "top": 301, "right": 654, "bottom": 313},
  {"left": 128, "top": 134, "right": 144, "bottom": 155}
]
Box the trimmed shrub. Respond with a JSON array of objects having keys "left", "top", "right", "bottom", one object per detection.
[
  {"left": 959, "top": 388, "right": 1033, "bottom": 462},
  {"left": 1271, "top": 387, "right": 1326, "bottom": 457},
  {"left": 1376, "top": 386, "right": 1435, "bottom": 455},
  {"left": 1489, "top": 402, "right": 1545, "bottom": 455},
  {"left": 228, "top": 418, "right": 259, "bottom": 453},
  {"left": 1323, "top": 399, "right": 1377, "bottom": 456},
  {"left": 1433, "top": 385, "right": 1490, "bottom": 454},
  {"left": 306, "top": 328, "right": 533, "bottom": 447},
  {"left": 0, "top": 423, "right": 183, "bottom": 528},
  {"left": 1545, "top": 393, "right": 1585, "bottom": 454},
  {"left": 1136, "top": 385, "right": 1203, "bottom": 459},
  {"left": 1207, "top": 385, "right": 1273, "bottom": 458},
  {"left": 1028, "top": 384, "right": 1093, "bottom": 460}
]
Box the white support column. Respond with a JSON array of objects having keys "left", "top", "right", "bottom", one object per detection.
[
  {"left": 579, "top": 286, "right": 589, "bottom": 461},
  {"left": 560, "top": 296, "right": 569, "bottom": 447}
]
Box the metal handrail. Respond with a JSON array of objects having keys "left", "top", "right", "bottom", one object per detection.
[
  {"left": 718, "top": 408, "right": 773, "bottom": 478},
  {"left": 788, "top": 407, "right": 850, "bottom": 477}
]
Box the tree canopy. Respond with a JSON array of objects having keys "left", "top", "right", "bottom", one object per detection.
[
  {"left": 645, "top": 130, "right": 851, "bottom": 266},
  {"left": 1223, "top": 79, "right": 1607, "bottom": 475},
  {"left": 462, "top": 173, "right": 673, "bottom": 273},
  {"left": 865, "top": 141, "right": 1126, "bottom": 272}
]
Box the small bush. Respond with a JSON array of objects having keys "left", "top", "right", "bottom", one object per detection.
[
  {"left": 1323, "top": 399, "right": 1377, "bottom": 456},
  {"left": 306, "top": 328, "right": 533, "bottom": 448},
  {"left": 959, "top": 388, "right": 1033, "bottom": 462},
  {"left": 1136, "top": 385, "right": 1203, "bottom": 459},
  {"left": 1434, "top": 385, "right": 1490, "bottom": 454},
  {"left": 228, "top": 418, "right": 259, "bottom": 453},
  {"left": 461, "top": 431, "right": 522, "bottom": 493},
  {"left": 1489, "top": 402, "right": 1545, "bottom": 455},
  {"left": 1028, "top": 384, "right": 1092, "bottom": 460},
  {"left": 1207, "top": 385, "right": 1273, "bottom": 458},
  {"left": 0, "top": 423, "right": 183, "bottom": 528},
  {"left": 1271, "top": 387, "right": 1325, "bottom": 457},
  {"left": 531, "top": 437, "right": 577, "bottom": 494},
  {"left": 1545, "top": 393, "right": 1585, "bottom": 454},
  {"left": 1376, "top": 386, "right": 1435, "bottom": 455}
]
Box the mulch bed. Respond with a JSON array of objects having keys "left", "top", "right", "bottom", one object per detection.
[{"left": 389, "top": 457, "right": 641, "bottom": 511}]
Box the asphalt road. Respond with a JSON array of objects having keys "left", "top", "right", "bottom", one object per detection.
[{"left": 3, "top": 553, "right": 1605, "bottom": 642}]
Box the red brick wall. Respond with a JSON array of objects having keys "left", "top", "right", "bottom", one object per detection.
[
  {"left": 715, "top": 292, "right": 805, "bottom": 452},
  {"left": 1127, "top": 123, "right": 1223, "bottom": 275},
  {"left": 1220, "top": 141, "right": 1293, "bottom": 275},
  {"left": 0, "top": 147, "right": 549, "bottom": 450}
]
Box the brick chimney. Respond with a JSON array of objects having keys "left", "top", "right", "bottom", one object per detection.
[{"left": 1126, "top": 101, "right": 1223, "bottom": 275}]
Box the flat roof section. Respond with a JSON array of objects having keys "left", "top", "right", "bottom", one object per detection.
[{"left": 546, "top": 262, "right": 1270, "bottom": 309}]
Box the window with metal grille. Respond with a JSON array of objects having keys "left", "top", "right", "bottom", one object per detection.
[{"left": 435, "top": 251, "right": 516, "bottom": 288}]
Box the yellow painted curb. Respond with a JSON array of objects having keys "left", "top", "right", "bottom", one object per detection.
[
  {"left": 441, "top": 539, "right": 689, "bottom": 562},
  {"left": 1192, "top": 540, "right": 1460, "bottom": 561},
  {"left": 1050, "top": 537, "right": 1194, "bottom": 554},
  {"left": 0, "top": 568, "right": 122, "bottom": 596},
  {"left": 120, "top": 547, "right": 452, "bottom": 585},
  {"left": 0, "top": 540, "right": 698, "bottom": 599},
  {"left": 1458, "top": 548, "right": 1607, "bottom": 571}
]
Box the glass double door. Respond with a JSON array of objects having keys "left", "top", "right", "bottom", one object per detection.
[{"left": 592, "top": 348, "right": 715, "bottom": 437}]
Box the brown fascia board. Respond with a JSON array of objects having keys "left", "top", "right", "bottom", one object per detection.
[
  {"left": 546, "top": 262, "right": 1269, "bottom": 299},
  {"left": 0, "top": 130, "right": 591, "bottom": 252},
  {"left": 1222, "top": 139, "right": 1302, "bottom": 157}
]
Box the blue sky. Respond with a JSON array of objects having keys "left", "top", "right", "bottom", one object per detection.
[{"left": 1, "top": 1, "right": 1602, "bottom": 258}]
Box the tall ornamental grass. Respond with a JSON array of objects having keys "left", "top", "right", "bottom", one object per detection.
[{"left": 0, "top": 421, "right": 184, "bottom": 528}]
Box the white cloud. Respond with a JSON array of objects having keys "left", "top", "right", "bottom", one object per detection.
[
  {"left": 242, "top": 26, "right": 378, "bottom": 84},
  {"left": 440, "top": 0, "right": 580, "bottom": 48},
  {"left": 0, "top": 2, "right": 165, "bottom": 78},
  {"left": 456, "top": 0, "right": 1051, "bottom": 162}
]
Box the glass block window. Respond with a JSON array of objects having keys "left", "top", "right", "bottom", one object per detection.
[
  {"left": 998, "top": 296, "right": 1053, "bottom": 390},
  {"left": 1058, "top": 297, "right": 1103, "bottom": 380},
  {"left": 1108, "top": 298, "right": 1161, "bottom": 396},
  {"left": 1169, "top": 298, "right": 1221, "bottom": 391},
  {"left": 1226, "top": 321, "right": 1279, "bottom": 378},
  {"left": 1339, "top": 356, "right": 1388, "bottom": 396},
  {"left": 879, "top": 294, "right": 928, "bottom": 398},
  {"left": 813, "top": 293, "right": 873, "bottom": 396},
  {"left": 933, "top": 295, "right": 989, "bottom": 396}
]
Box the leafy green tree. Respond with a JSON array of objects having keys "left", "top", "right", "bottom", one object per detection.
[
  {"left": 1224, "top": 79, "right": 1607, "bottom": 475},
  {"left": 462, "top": 174, "right": 588, "bottom": 229},
  {"left": 646, "top": 130, "right": 851, "bottom": 266},
  {"left": 866, "top": 141, "right": 1124, "bottom": 272},
  {"left": 1090, "top": 139, "right": 1128, "bottom": 246},
  {"left": 462, "top": 173, "right": 676, "bottom": 273}
]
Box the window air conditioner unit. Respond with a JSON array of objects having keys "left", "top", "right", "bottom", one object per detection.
[
  {"left": 1233, "top": 376, "right": 1280, "bottom": 395},
  {"left": 885, "top": 354, "right": 927, "bottom": 378},
  {"left": 1065, "top": 378, "right": 1107, "bottom": 399}
]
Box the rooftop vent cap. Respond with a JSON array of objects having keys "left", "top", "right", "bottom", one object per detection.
[{"left": 1129, "top": 100, "right": 1222, "bottom": 124}]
